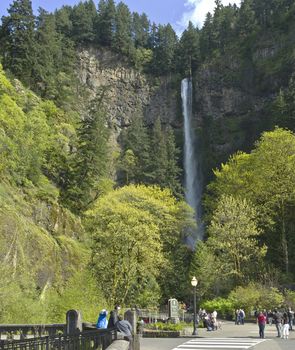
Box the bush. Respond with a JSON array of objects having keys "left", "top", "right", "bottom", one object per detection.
[
  {"left": 201, "top": 298, "right": 234, "bottom": 319},
  {"left": 145, "top": 321, "right": 187, "bottom": 331},
  {"left": 229, "top": 283, "right": 284, "bottom": 315}
]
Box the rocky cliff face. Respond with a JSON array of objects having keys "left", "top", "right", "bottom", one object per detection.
[
  {"left": 77, "top": 48, "right": 179, "bottom": 134},
  {"left": 77, "top": 47, "right": 278, "bottom": 181}
]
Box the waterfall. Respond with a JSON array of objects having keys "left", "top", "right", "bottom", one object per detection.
[{"left": 181, "top": 78, "right": 203, "bottom": 243}]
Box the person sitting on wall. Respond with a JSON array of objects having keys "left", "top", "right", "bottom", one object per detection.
[
  {"left": 96, "top": 309, "right": 108, "bottom": 329},
  {"left": 116, "top": 314, "right": 133, "bottom": 350},
  {"left": 108, "top": 305, "right": 121, "bottom": 328}
]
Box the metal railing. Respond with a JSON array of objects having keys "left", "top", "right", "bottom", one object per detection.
[
  {"left": 0, "top": 324, "right": 66, "bottom": 341},
  {"left": 0, "top": 328, "right": 116, "bottom": 350}
]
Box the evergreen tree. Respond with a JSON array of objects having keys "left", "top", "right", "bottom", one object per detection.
[
  {"left": 1, "top": 0, "right": 36, "bottom": 86},
  {"left": 54, "top": 5, "right": 73, "bottom": 37},
  {"left": 96, "top": 0, "right": 116, "bottom": 46},
  {"left": 122, "top": 116, "right": 151, "bottom": 183},
  {"left": 132, "top": 12, "right": 150, "bottom": 48},
  {"left": 149, "top": 118, "right": 168, "bottom": 186},
  {"left": 113, "top": 2, "right": 133, "bottom": 55},
  {"left": 70, "top": 0, "right": 97, "bottom": 44},
  {"left": 64, "top": 92, "right": 110, "bottom": 213},
  {"left": 34, "top": 8, "right": 60, "bottom": 98},
  {"left": 151, "top": 24, "right": 177, "bottom": 75},
  {"left": 165, "top": 126, "right": 182, "bottom": 196},
  {"left": 176, "top": 21, "right": 200, "bottom": 76},
  {"left": 199, "top": 12, "right": 214, "bottom": 59}
]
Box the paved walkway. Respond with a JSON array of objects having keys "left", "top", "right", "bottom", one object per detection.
[{"left": 140, "top": 322, "right": 295, "bottom": 350}]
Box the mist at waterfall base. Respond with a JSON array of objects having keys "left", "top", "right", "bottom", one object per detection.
[{"left": 181, "top": 78, "right": 204, "bottom": 249}]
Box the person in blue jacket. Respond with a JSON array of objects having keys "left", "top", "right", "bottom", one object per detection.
[{"left": 96, "top": 309, "right": 108, "bottom": 329}]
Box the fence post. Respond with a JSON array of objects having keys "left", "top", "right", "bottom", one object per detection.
[
  {"left": 124, "top": 309, "right": 140, "bottom": 350},
  {"left": 66, "top": 310, "right": 83, "bottom": 335}
]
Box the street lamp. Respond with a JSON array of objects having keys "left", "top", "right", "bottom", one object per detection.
[{"left": 191, "top": 276, "right": 198, "bottom": 335}]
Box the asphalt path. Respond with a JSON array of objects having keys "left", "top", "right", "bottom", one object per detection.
[{"left": 140, "top": 322, "right": 295, "bottom": 350}]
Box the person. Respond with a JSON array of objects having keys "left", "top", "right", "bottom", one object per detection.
[
  {"left": 116, "top": 314, "right": 133, "bottom": 350},
  {"left": 235, "top": 309, "right": 240, "bottom": 325},
  {"left": 257, "top": 311, "right": 266, "bottom": 339},
  {"left": 108, "top": 305, "right": 121, "bottom": 328},
  {"left": 96, "top": 309, "right": 108, "bottom": 329},
  {"left": 273, "top": 308, "right": 283, "bottom": 338},
  {"left": 287, "top": 307, "right": 294, "bottom": 331},
  {"left": 282, "top": 312, "right": 290, "bottom": 339},
  {"left": 267, "top": 310, "right": 273, "bottom": 325},
  {"left": 212, "top": 310, "right": 218, "bottom": 331},
  {"left": 239, "top": 309, "right": 245, "bottom": 325}
]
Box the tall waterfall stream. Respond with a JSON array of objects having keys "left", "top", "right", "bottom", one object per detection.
[{"left": 181, "top": 78, "right": 204, "bottom": 243}]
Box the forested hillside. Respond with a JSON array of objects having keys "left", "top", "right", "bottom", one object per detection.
[{"left": 1, "top": 0, "right": 295, "bottom": 321}]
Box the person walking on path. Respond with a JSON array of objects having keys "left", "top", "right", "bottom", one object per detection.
[
  {"left": 108, "top": 305, "right": 121, "bottom": 328},
  {"left": 287, "top": 307, "right": 294, "bottom": 331},
  {"left": 257, "top": 311, "right": 267, "bottom": 339},
  {"left": 273, "top": 309, "right": 283, "bottom": 338},
  {"left": 282, "top": 312, "right": 290, "bottom": 339},
  {"left": 240, "top": 309, "right": 245, "bottom": 325},
  {"left": 116, "top": 314, "right": 133, "bottom": 350}
]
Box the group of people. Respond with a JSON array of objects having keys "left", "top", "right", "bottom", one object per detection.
[
  {"left": 199, "top": 309, "right": 219, "bottom": 331},
  {"left": 235, "top": 309, "right": 245, "bottom": 325},
  {"left": 257, "top": 307, "right": 294, "bottom": 340},
  {"left": 96, "top": 305, "right": 133, "bottom": 350}
]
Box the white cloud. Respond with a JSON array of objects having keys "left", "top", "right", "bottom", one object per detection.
[{"left": 176, "top": 0, "right": 241, "bottom": 35}]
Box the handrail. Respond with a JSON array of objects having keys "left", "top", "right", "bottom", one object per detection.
[{"left": 0, "top": 328, "right": 116, "bottom": 350}]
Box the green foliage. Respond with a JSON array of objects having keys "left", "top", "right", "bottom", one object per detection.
[
  {"left": 206, "top": 128, "right": 295, "bottom": 280},
  {"left": 146, "top": 321, "right": 187, "bottom": 331},
  {"left": 43, "top": 269, "right": 107, "bottom": 323},
  {"left": 228, "top": 283, "right": 284, "bottom": 315},
  {"left": 85, "top": 184, "right": 195, "bottom": 306},
  {"left": 64, "top": 93, "right": 110, "bottom": 213},
  {"left": 201, "top": 298, "right": 234, "bottom": 318},
  {"left": 1, "top": 0, "right": 36, "bottom": 86}
]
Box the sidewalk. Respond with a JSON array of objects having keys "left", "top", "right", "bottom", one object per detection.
[
  {"left": 140, "top": 322, "right": 295, "bottom": 350},
  {"left": 189, "top": 321, "right": 294, "bottom": 339}
]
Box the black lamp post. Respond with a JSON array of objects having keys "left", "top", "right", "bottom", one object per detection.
[{"left": 191, "top": 276, "right": 198, "bottom": 335}]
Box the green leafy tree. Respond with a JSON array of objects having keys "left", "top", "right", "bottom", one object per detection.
[
  {"left": 206, "top": 128, "right": 295, "bottom": 279},
  {"left": 85, "top": 185, "right": 195, "bottom": 305},
  {"left": 207, "top": 195, "right": 266, "bottom": 284}
]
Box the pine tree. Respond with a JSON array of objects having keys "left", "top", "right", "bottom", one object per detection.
[
  {"left": 70, "top": 0, "right": 97, "bottom": 43},
  {"left": 96, "top": 0, "right": 116, "bottom": 46},
  {"left": 165, "top": 126, "right": 182, "bottom": 196},
  {"left": 54, "top": 5, "right": 73, "bottom": 37},
  {"left": 132, "top": 12, "right": 150, "bottom": 48},
  {"left": 64, "top": 92, "right": 110, "bottom": 213},
  {"left": 176, "top": 21, "right": 200, "bottom": 76},
  {"left": 122, "top": 116, "right": 151, "bottom": 183},
  {"left": 151, "top": 24, "right": 177, "bottom": 75},
  {"left": 34, "top": 8, "right": 61, "bottom": 98},
  {"left": 149, "top": 118, "right": 168, "bottom": 185},
  {"left": 1, "top": 0, "right": 36, "bottom": 86},
  {"left": 113, "top": 2, "right": 133, "bottom": 55}
]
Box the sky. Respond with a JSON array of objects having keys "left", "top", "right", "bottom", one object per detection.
[{"left": 0, "top": 0, "right": 241, "bottom": 34}]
